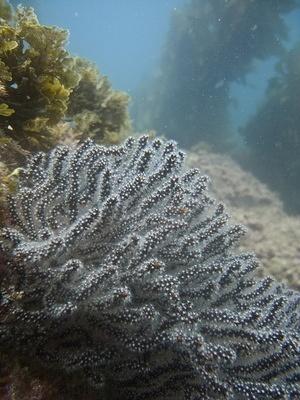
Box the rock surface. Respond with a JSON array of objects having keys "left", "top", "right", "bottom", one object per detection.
[{"left": 187, "top": 146, "right": 300, "bottom": 290}]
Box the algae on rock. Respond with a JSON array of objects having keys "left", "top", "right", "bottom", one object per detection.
[
  {"left": 0, "top": 0, "right": 12, "bottom": 21},
  {"left": 0, "top": 1, "right": 131, "bottom": 224},
  {"left": 0, "top": 2, "right": 79, "bottom": 224},
  {"left": 0, "top": 5, "right": 80, "bottom": 150},
  {"left": 67, "top": 58, "right": 130, "bottom": 145},
  {"left": 0, "top": 5, "right": 130, "bottom": 151}
]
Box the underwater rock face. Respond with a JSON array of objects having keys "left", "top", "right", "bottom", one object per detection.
[
  {"left": 187, "top": 147, "right": 300, "bottom": 291},
  {"left": 0, "top": 136, "right": 299, "bottom": 399}
]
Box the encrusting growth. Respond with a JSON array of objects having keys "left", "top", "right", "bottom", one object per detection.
[{"left": 0, "top": 136, "right": 299, "bottom": 399}]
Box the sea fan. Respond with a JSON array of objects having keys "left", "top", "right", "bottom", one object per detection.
[{"left": 0, "top": 136, "right": 299, "bottom": 399}]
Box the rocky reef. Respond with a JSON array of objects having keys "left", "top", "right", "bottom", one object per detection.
[
  {"left": 0, "top": 1, "right": 299, "bottom": 398},
  {"left": 0, "top": 135, "right": 299, "bottom": 399},
  {"left": 187, "top": 146, "right": 300, "bottom": 291},
  {"left": 241, "top": 42, "right": 300, "bottom": 214}
]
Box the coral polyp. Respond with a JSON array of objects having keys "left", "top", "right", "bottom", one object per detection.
[{"left": 0, "top": 136, "right": 299, "bottom": 399}]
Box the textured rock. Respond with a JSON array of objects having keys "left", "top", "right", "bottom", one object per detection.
[{"left": 187, "top": 146, "right": 300, "bottom": 290}]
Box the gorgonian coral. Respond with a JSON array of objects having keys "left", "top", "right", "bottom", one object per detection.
[{"left": 0, "top": 136, "right": 299, "bottom": 399}]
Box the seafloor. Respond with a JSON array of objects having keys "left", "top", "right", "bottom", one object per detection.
[{"left": 188, "top": 146, "right": 300, "bottom": 291}]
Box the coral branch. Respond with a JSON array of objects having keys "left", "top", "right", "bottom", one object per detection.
[{"left": 0, "top": 136, "right": 299, "bottom": 399}]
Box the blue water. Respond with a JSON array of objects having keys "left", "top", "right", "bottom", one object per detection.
[
  {"left": 8, "top": 0, "right": 300, "bottom": 213},
  {"left": 15, "top": 0, "right": 186, "bottom": 93},
  {"left": 12, "top": 0, "right": 299, "bottom": 131},
  {"left": 231, "top": 9, "right": 300, "bottom": 132}
]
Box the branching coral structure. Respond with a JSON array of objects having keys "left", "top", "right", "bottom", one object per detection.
[{"left": 0, "top": 136, "right": 299, "bottom": 399}]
